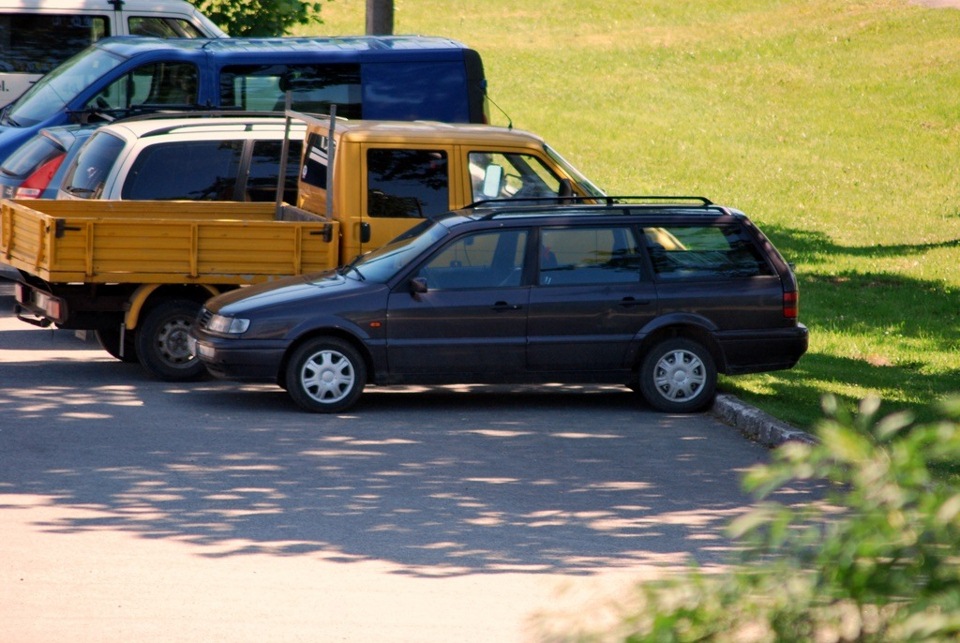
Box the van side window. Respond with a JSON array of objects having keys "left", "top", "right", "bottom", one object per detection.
[
  {"left": 128, "top": 17, "right": 205, "bottom": 38},
  {"left": 367, "top": 149, "right": 449, "bottom": 219},
  {"left": 0, "top": 14, "right": 108, "bottom": 74},
  {"left": 468, "top": 152, "right": 563, "bottom": 202},
  {"left": 88, "top": 62, "right": 198, "bottom": 110},
  {"left": 121, "top": 140, "right": 243, "bottom": 200},
  {"left": 538, "top": 227, "right": 644, "bottom": 286},
  {"left": 219, "top": 64, "right": 362, "bottom": 116},
  {"left": 643, "top": 225, "right": 774, "bottom": 279}
]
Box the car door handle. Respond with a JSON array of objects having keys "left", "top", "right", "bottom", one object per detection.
[
  {"left": 492, "top": 301, "right": 523, "bottom": 311},
  {"left": 619, "top": 297, "right": 652, "bottom": 307}
]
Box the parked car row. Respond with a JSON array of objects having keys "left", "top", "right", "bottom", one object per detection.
[{"left": 0, "top": 3, "right": 810, "bottom": 415}]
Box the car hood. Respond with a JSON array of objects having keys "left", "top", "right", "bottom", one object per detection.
[{"left": 208, "top": 270, "right": 365, "bottom": 316}]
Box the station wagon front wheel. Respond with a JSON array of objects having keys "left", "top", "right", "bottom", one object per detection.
[
  {"left": 639, "top": 338, "right": 716, "bottom": 413},
  {"left": 286, "top": 338, "right": 366, "bottom": 413}
]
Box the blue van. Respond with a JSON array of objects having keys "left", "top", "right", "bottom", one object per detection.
[{"left": 0, "top": 35, "right": 489, "bottom": 162}]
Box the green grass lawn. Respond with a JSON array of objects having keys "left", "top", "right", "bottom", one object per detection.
[{"left": 301, "top": 0, "right": 960, "bottom": 429}]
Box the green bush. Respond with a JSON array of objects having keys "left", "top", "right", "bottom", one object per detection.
[
  {"left": 194, "top": 0, "right": 323, "bottom": 36},
  {"left": 543, "top": 396, "right": 960, "bottom": 641}
]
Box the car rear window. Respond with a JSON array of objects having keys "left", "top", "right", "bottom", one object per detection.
[
  {"left": 121, "top": 140, "right": 243, "bottom": 200},
  {"left": 61, "top": 131, "right": 125, "bottom": 198},
  {"left": 644, "top": 224, "right": 773, "bottom": 279},
  {"left": 0, "top": 133, "right": 64, "bottom": 178}
]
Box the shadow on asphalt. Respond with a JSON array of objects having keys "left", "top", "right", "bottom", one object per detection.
[{"left": 0, "top": 284, "right": 820, "bottom": 579}]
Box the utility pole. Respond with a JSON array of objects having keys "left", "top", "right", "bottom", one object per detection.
[{"left": 366, "top": 0, "right": 394, "bottom": 35}]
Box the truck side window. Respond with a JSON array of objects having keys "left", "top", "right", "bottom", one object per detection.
[
  {"left": 367, "top": 149, "right": 449, "bottom": 218},
  {"left": 468, "top": 151, "right": 563, "bottom": 202}
]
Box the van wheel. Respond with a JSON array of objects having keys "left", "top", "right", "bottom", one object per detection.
[
  {"left": 639, "top": 338, "right": 716, "bottom": 413},
  {"left": 95, "top": 327, "right": 138, "bottom": 363},
  {"left": 286, "top": 338, "right": 366, "bottom": 413},
  {"left": 136, "top": 299, "right": 205, "bottom": 381}
]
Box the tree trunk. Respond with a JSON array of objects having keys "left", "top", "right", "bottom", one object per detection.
[{"left": 366, "top": 0, "right": 394, "bottom": 35}]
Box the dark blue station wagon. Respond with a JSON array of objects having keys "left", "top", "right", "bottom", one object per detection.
[{"left": 189, "top": 199, "right": 809, "bottom": 414}]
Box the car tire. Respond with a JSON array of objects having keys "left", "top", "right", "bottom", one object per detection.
[
  {"left": 95, "top": 326, "right": 139, "bottom": 363},
  {"left": 639, "top": 338, "right": 716, "bottom": 413},
  {"left": 286, "top": 337, "right": 366, "bottom": 413},
  {"left": 136, "top": 299, "right": 206, "bottom": 381}
]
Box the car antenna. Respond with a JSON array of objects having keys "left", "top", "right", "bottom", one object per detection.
[{"left": 486, "top": 92, "right": 513, "bottom": 130}]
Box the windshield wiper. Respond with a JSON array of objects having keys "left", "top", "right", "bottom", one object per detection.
[
  {"left": 63, "top": 186, "right": 98, "bottom": 197},
  {"left": 339, "top": 255, "right": 366, "bottom": 281}
]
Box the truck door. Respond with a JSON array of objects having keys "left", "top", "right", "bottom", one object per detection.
[{"left": 358, "top": 144, "right": 460, "bottom": 256}]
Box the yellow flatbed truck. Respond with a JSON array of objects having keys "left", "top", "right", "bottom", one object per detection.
[{"left": 1, "top": 114, "right": 603, "bottom": 380}]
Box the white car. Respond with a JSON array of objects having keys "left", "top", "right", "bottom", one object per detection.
[
  {"left": 57, "top": 114, "right": 306, "bottom": 203},
  {"left": 0, "top": 0, "right": 225, "bottom": 108}
]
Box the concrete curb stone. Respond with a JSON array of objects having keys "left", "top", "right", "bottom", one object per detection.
[{"left": 711, "top": 393, "right": 818, "bottom": 447}]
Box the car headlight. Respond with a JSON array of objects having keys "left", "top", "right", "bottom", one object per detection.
[{"left": 206, "top": 314, "right": 250, "bottom": 335}]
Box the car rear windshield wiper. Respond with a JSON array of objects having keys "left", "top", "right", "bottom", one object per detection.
[{"left": 62, "top": 186, "right": 98, "bottom": 197}]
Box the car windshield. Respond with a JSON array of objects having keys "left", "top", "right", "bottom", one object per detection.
[
  {"left": 2, "top": 47, "right": 126, "bottom": 127},
  {"left": 543, "top": 144, "right": 606, "bottom": 198},
  {"left": 334, "top": 219, "right": 449, "bottom": 283}
]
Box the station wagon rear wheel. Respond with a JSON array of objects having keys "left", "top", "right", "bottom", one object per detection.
[
  {"left": 639, "top": 338, "right": 716, "bottom": 413},
  {"left": 286, "top": 338, "right": 366, "bottom": 413}
]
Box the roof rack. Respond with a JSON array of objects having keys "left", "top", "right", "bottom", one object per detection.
[{"left": 466, "top": 194, "right": 714, "bottom": 209}]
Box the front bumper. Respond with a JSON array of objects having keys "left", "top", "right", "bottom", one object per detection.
[{"left": 190, "top": 333, "right": 287, "bottom": 382}]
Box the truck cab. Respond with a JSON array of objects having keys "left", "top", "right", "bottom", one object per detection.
[{"left": 296, "top": 116, "right": 605, "bottom": 262}]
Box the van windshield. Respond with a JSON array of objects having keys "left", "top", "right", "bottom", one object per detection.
[{"left": 2, "top": 47, "right": 126, "bottom": 127}]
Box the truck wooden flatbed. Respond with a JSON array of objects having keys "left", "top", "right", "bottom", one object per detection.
[{"left": 1, "top": 199, "right": 337, "bottom": 284}]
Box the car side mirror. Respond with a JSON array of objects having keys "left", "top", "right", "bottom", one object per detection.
[
  {"left": 409, "top": 277, "right": 428, "bottom": 298},
  {"left": 481, "top": 164, "right": 503, "bottom": 198}
]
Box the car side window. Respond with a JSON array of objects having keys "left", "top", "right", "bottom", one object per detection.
[
  {"left": 644, "top": 224, "right": 773, "bottom": 279},
  {"left": 0, "top": 14, "right": 109, "bottom": 75},
  {"left": 246, "top": 139, "right": 302, "bottom": 202},
  {"left": 416, "top": 229, "right": 528, "bottom": 289},
  {"left": 367, "top": 149, "right": 449, "bottom": 219},
  {"left": 121, "top": 140, "right": 243, "bottom": 200},
  {"left": 538, "top": 226, "right": 644, "bottom": 286},
  {"left": 128, "top": 17, "right": 204, "bottom": 38}
]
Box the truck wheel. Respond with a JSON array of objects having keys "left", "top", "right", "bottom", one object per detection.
[
  {"left": 95, "top": 327, "right": 138, "bottom": 363},
  {"left": 639, "top": 338, "right": 716, "bottom": 413},
  {"left": 136, "top": 299, "right": 205, "bottom": 381},
  {"left": 285, "top": 337, "right": 366, "bottom": 413}
]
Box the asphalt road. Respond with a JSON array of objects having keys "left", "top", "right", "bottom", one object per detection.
[{"left": 0, "top": 279, "right": 815, "bottom": 642}]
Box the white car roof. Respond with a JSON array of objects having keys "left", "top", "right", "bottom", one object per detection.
[{"left": 100, "top": 116, "right": 307, "bottom": 143}]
